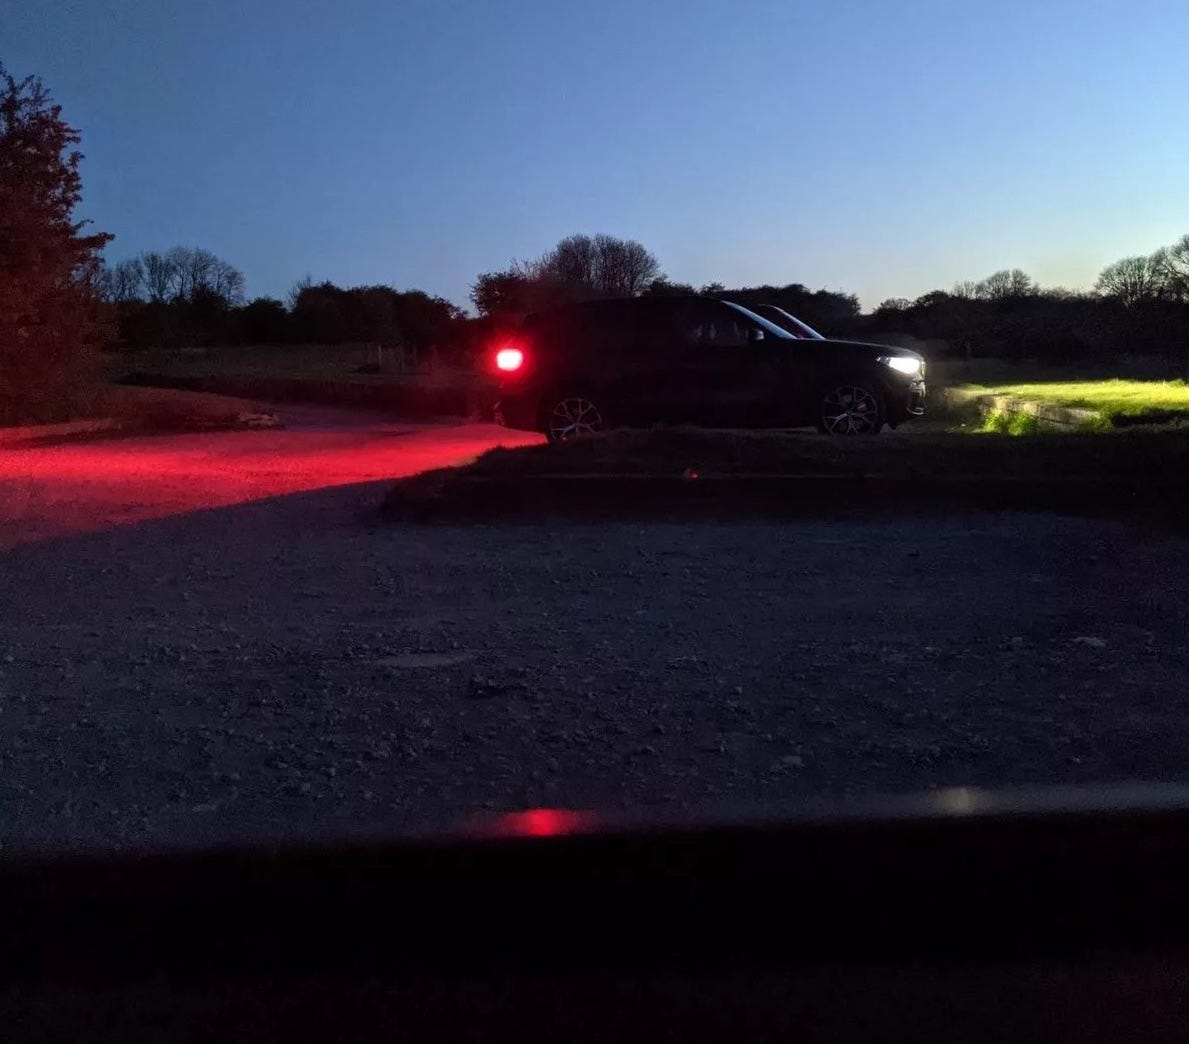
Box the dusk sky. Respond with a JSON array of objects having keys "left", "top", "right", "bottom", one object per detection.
[{"left": 9, "top": 0, "right": 1189, "bottom": 311}]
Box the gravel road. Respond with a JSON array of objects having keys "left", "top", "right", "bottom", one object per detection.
[{"left": 3, "top": 471, "right": 1189, "bottom": 851}]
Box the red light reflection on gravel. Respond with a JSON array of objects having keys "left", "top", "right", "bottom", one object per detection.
[
  {"left": 0, "top": 419, "right": 542, "bottom": 548},
  {"left": 494, "top": 808, "right": 596, "bottom": 837}
]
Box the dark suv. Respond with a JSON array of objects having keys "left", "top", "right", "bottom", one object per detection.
[{"left": 493, "top": 296, "right": 926, "bottom": 440}]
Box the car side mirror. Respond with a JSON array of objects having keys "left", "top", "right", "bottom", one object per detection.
[{"left": 747, "top": 327, "right": 765, "bottom": 344}]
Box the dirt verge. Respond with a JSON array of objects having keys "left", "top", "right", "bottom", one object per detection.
[
  {"left": 102, "top": 385, "right": 279, "bottom": 433},
  {"left": 117, "top": 372, "right": 493, "bottom": 422},
  {"left": 0, "top": 386, "right": 279, "bottom": 448},
  {"left": 382, "top": 427, "right": 1189, "bottom": 529}
]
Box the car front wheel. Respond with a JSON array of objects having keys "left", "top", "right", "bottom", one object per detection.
[
  {"left": 545, "top": 394, "right": 607, "bottom": 442},
  {"left": 817, "top": 382, "right": 885, "bottom": 435}
]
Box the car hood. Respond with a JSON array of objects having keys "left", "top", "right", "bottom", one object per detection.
[{"left": 813, "top": 338, "right": 924, "bottom": 360}]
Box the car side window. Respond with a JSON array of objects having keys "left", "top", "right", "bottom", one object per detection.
[{"left": 674, "top": 302, "right": 752, "bottom": 348}]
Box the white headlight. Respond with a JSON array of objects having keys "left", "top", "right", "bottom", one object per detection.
[{"left": 879, "top": 355, "right": 922, "bottom": 376}]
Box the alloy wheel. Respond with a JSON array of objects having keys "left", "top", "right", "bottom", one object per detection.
[
  {"left": 548, "top": 396, "right": 604, "bottom": 441},
  {"left": 821, "top": 385, "right": 880, "bottom": 435}
]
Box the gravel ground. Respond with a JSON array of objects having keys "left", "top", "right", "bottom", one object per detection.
[{"left": 3, "top": 483, "right": 1188, "bottom": 852}]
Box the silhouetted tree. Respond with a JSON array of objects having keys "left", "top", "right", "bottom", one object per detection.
[
  {"left": 140, "top": 251, "right": 176, "bottom": 302},
  {"left": 1150, "top": 234, "right": 1189, "bottom": 375},
  {"left": 641, "top": 277, "right": 697, "bottom": 296},
  {"left": 161, "top": 246, "right": 245, "bottom": 305},
  {"left": 287, "top": 275, "right": 314, "bottom": 310},
  {"left": 97, "top": 258, "right": 144, "bottom": 303},
  {"left": 540, "top": 234, "right": 599, "bottom": 289},
  {"left": 710, "top": 283, "right": 860, "bottom": 334},
  {"left": 875, "top": 297, "right": 911, "bottom": 316},
  {"left": 330, "top": 285, "right": 397, "bottom": 343},
  {"left": 290, "top": 281, "right": 348, "bottom": 343},
  {"left": 1154, "top": 235, "right": 1189, "bottom": 301},
  {"left": 0, "top": 64, "right": 112, "bottom": 422},
  {"left": 891, "top": 290, "right": 982, "bottom": 356},
  {"left": 591, "top": 234, "right": 660, "bottom": 296},
  {"left": 167, "top": 246, "right": 211, "bottom": 300},
  {"left": 103, "top": 246, "right": 247, "bottom": 348},
  {"left": 391, "top": 289, "right": 463, "bottom": 349},
  {"left": 473, "top": 234, "right": 661, "bottom": 316},
  {"left": 177, "top": 285, "right": 235, "bottom": 347},
  {"left": 282, "top": 281, "right": 461, "bottom": 348},
  {"left": 470, "top": 268, "right": 535, "bottom": 317},
  {"left": 975, "top": 268, "right": 1037, "bottom": 300},
  {"left": 532, "top": 233, "right": 661, "bottom": 298},
  {"left": 240, "top": 297, "right": 289, "bottom": 343},
  {"left": 809, "top": 288, "right": 862, "bottom": 329},
  {"left": 1095, "top": 255, "right": 1168, "bottom": 306}
]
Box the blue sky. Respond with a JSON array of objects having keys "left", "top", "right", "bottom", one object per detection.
[{"left": 9, "top": 0, "right": 1189, "bottom": 311}]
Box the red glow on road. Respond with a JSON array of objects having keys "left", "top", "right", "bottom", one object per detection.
[
  {"left": 0, "top": 413, "right": 543, "bottom": 548},
  {"left": 495, "top": 808, "right": 596, "bottom": 837}
]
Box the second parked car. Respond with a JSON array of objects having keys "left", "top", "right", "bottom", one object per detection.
[{"left": 493, "top": 295, "right": 926, "bottom": 440}]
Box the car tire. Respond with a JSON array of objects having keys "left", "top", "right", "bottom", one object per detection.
[
  {"left": 543, "top": 393, "right": 608, "bottom": 443},
  {"left": 816, "top": 379, "right": 885, "bottom": 435}
]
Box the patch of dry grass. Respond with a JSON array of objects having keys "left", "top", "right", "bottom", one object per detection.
[
  {"left": 401, "top": 425, "right": 1189, "bottom": 489},
  {"left": 99, "top": 385, "right": 274, "bottom": 431}
]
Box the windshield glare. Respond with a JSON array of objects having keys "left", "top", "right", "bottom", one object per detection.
[
  {"left": 722, "top": 301, "right": 796, "bottom": 339},
  {"left": 763, "top": 306, "right": 825, "bottom": 340}
]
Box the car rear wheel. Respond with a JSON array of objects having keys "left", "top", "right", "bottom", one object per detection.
[
  {"left": 545, "top": 395, "right": 606, "bottom": 442},
  {"left": 817, "top": 382, "right": 885, "bottom": 435}
]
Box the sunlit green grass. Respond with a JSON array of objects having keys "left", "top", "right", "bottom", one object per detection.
[
  {"left": 977, "top": 408, "right": 1041, "bottom": 435},
  {"left": 970, "top": 379, "right": 1189, "bottom": 423}
]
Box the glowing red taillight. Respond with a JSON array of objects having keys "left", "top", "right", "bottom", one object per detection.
[{"left": 495, "top": 347, "right": 524, "bottom": 372}]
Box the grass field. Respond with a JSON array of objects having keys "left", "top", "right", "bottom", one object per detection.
[
  {"left": 966, "top": 379, "right": 1189, "bottom": 424},
  {"left": 106, "top": 344, "right": 482, "bottom": 390}
]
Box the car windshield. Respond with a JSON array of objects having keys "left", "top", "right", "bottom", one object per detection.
[{"left": 721, "top": 301, "right": 797, "bottom": 340}]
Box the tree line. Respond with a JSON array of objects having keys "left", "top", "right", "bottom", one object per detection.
[
  {"left": 469, "top": 233, "right": 662, "bottom": 315},
  {"left": 861, "top": 238, "right": 1189, "bottom": 368},
  {"left": 464, "top": 236, "right": 865, "bottom": 355},
  {"left": 98, "top": 249, "right": 464, "bottom": 355},
  {"left": 469, "top": 235, "right": 1189, "bottom": 371},
  {"left": 74, "top": 221, "right": 1189, "bottom": 377}
]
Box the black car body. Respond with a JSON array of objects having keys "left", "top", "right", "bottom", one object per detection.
[{"left": 493, "top": 295, "right": 926, "bottom": 440}]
